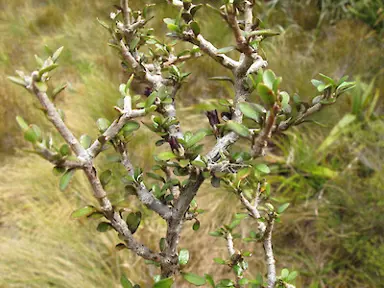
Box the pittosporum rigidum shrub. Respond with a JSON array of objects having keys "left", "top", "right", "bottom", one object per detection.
[{"left": 9, "top": 0, "right": 355, "bottom": 287}]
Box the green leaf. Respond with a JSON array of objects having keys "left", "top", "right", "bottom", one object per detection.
[
  {"left": 178, "top": 248, "right": 190, "bottom": 265},
  {"left": 217, "top": 279, "right": 234, "bottom": 286},
  {"left": 336, "top": 81, "right": 355, "bottom": 93},
  {"left": 159, "top": 238, "right": 166, "bottom": 252},
  {"left": 263, "top": 70, "right": 276, "bottom": 90},
  {"left": 209, "top": 231, "right": 223, "bottom": 237},
  {"left": 145, "top": 91, "right": 158, "bottom": 108},
  {"left": 53, "top": 166, "right": 66, "bottom": 176},
  {"left": 192, "top": 220, "right": 200, "bottom": 231},
  {"left": 80, "top": 134, "right": 92, "bottom": 149},
  {"left": 163, "top": 18, "right": 175, "bottom": 25},
  {"left": 71, "top": 205, "right": 97, "bottom": 219},
  {"left": 59, "top": 169, "right": 76, "bottom": 191},
  {"left": 255, "top": 163, "right": 270, "bottom": 174},
  {"left": 100, "top": 169, "right": 112, "bottom": 186},
  {"left": 277, "top": 203, "right": 290, "bottom": 214},
  {"left": 97, "top": 221, "right": 113, "bottom": 232},
  {"left": 280, "top": 91, "right": 290, "bottom": 107},
  {"left": 52, "top": 46, "right": 64, "bottom": 62},
  {"left": 126, "top": 211, "right": 142, "bottom": 234},
  {"left": 185, "top": 130, "right": 207, "bottom": 148},
  {"left": 35, "top": 81, "right": 48, "bottom": 92},
  {"left": 311, "top": 79, "right": 324, "bottom": 90},
  {"left": 39, "top": 63, "right": 59, "bottom": 77},
  {"left": 167, "top": 23, "right": 180, "bottom": 32},
  {"left": 205, "top": 274, "right": 215, "bottom": 287},
  {"left": 287, "top": 271, "right": 298, "bottom": 282},
  {"left": 190, "top": 21, "right": 200, "bottom": 35},
  {"left": 319, "top": 73, "right": 335, "bottom": 85},
  {"left": 281, "top": 268, "right": 289, "bottom": 279},
  {"left": 52, "top": 83, "right": 67, "bottom": 99},
  {"left": 121, "top": 275, "right": 133, "bottom": 288},
  {"left": 239, "top": 102, "right": 260, "bottom": 122},
  {"left": 238, "top": 278, "right": 248, "bottom": 285},
  {"left": 257, "top": 83, "right": 275, "bottom": 107},
  {"left": 153, "top": 277, "right": 173, "bottom": 288},
  {"left": 29, "top": 125, "right": 42, "bottom": 142},
  {"left": 179, "top": 159, "right": 190, "bottom": 168},
  {"left": 273, "top": 76, "right": 282, "bottom": 93},
  {"left": 182, "top": 272, "right": 206, "bottom": 286},
  {"left": 216, "top": 46, "right": 235, "bottom": 54},
  {"left": 147, "top": 172, "right": 165, "bottom": 182},
  {"left": 16, "top": 116, "right": 28, "bottom": 131},
  {"left": 213, "top": 258, "right": 226, "bottom": 264},
  {"left": 218, "top": 99, "right": 232, "bottom": 106},
  {"left": 8, "top": 76, "right": 26, "bottom": 87},
  {"left": 157, "top": 151, "right": 177, "bottom": 161},
  {"left": 59, "top": 144, "right": 71, "bottom": 156},
  {"left": 226, "top": 121, "right": 250, "bottom": 137},
  {"left": 191, "top": 159, "right": 207, "bottom": 168},
  {"left": 123, "top": 121, "right": 140, "bottom": 134},
  {"left": 129, "top": 36, "right": 140, "bottom": 51},
  {"left": 96, "top": 118, "right": 110, "bottom": 132}
]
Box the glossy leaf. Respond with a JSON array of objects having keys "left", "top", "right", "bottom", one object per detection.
[
  {"left": 97, "top": 222, "right": 113, "bottom": 232},
  {"left": 71, "top": 206, "right": 97, "bottom": 219},
  {"left": 257, "top": 83, "right": 275, "bottom": 107},
  {"left": 178, "top": 248, "right": 190, "bottom": 265},
  {"left": 60, "top": 144, "right": 71, "bottom": 156},
  {"left": 59, "top": 169, "right": 76, "bottom": 191},
  {"left": 8, "top": 76, "right": 26, "bottom": 87},
  {"left": 123, "top": 121, "right": 140, "bottom": 134},
  {"left": 226, "top": 121, "right": 250, "bottom": 137},
  {"left": 159, "top": 237, "right": 166, "bottom": 252},
  {"left": 126, "top": 211, "right": 142, "bottom": 234},
  {"left": 96, "top": 118, "right": 110, "bottom": 132},
  {"left": 190, "top": 21, "right": 200, "bottom": 35},
  {"left": 120, "top": 275, "right": 133, "bottom": 288},
  {"left": 185, "top": 130, "right": 207, "bottom": 148},
  {"left": 39, "top": 63, "right": 59, "bottom": 77},
  {"left": 277, "top": 203, "right": 290, "bottom": 214},
  {"left": 153, "top": 277, "right": 173, "bottom": 288},
  {"left": 193, "top": 220, "right": 200, "bottom": 231},
  {"left": 205, "top": 274, "right": 215, "bottom": 287},
  {"left": 157, "top": 151, "right": 177, "bottom": 161},
  {"left": 263, "top": 70, "right": 276, "bottom": 90},
  {"left": 52, "top": 46, "right": 64, "bottom": 62},
  {"left": 16, "top": 116, "right": 28, "bottom": 131},
  {"left": 52, "top": 83, "right": 67, "bottom": 99},
  {"left": 100, "top": 170, "right": 112, "bottom": 186},
  {"left": 255, "top": 163, "right": 270, "bottom": 174},
  {"left": 182, "top": 272, "right": 206, "bottom": 286},
  {"left": 80, "top": 134, "right": 92, "bottom": 149},
  {"left": 239, "top": 102, "right": 260, "bottom": 122}
]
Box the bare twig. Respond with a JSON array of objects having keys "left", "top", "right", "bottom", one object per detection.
[
  {"left": 239, "top": 192, "right": 266, "bottom": 234},
  {"left": 182, "top": 32, "right": 239, "bottom": 70},
  {"left": 263, "top": 215, "right": 276, "bottom": 288},
  {"left": 115, "top": 142, "right": 172, "bottom": 220},
  {"left": 87, "top": 109, "right": 146, "bottom": 159}
]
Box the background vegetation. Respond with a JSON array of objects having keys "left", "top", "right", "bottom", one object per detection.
[{"left": 0, "top": 0, "right": 383, "bottom": 287}]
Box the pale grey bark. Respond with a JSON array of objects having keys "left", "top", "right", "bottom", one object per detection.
[{"left": 28, "top": 75, "right": 163, "bottom": 263}]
